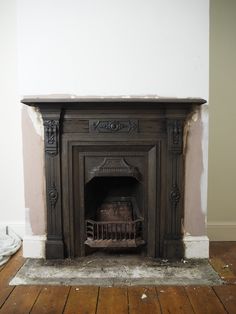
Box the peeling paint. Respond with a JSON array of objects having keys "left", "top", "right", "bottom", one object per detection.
[
  {"left": 26, "top": 106, "right": 44, "bottom": 138},
  {"left": 183, "top": 109, "right": 199, "bottom": 155},
  {"left": 191, "top": 112, "right": 199, "bottom": 122}
]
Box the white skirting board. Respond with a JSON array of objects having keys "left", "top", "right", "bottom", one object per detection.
[
  {"left": 23, "top": 235, "right": 209, "bottom": 259},
  {"left": 207, "top": 222, "right": 236, "bottom": 241},
  {"left": 183, "top": 235, "right": 209, "bottom": 259},
  {"left": 23, "top": 235, "right": 46, "bottom": 258},
  {"left": 0, "top": 223, "right": 25, "bottom": 239}
]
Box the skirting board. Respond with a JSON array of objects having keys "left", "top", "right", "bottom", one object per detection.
[
  {"left": 23, "top": 235, "right": 46, "bottom": 258},
  {"left": 183, "top": 236, "right": 209, "bottom": 259},
  {"left": 207, "top": 222, "right": 236, "bottom": 241},
  {"left": 23, "top": 235, "right": 209, "bottom": 259},
  {"left": 0, "top": 222, "right": 25, "bottom": 239}
]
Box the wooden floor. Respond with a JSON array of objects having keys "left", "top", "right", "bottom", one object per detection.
[{"left": 0, "top": 242, "right": 236, "bottom": 314}]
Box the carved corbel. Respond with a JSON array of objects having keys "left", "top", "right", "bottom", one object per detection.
[
  {"left": 43, "top": 119, "right": 59, "bottom": 156},
  {"left": 167, "top": 120, "right": 183, "bottom": 154}
]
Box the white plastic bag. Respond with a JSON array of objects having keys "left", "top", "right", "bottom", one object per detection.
[{"left": 0, "top": 228, "right": 22, "bottom": 266}]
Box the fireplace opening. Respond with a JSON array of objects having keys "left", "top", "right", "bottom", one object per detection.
[{"left": 84, "top": 176, "right": 145, "bottom": 252}]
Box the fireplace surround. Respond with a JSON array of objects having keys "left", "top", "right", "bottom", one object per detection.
[{"left": 22, "top": 97, "right": 206, "bottom": 259}]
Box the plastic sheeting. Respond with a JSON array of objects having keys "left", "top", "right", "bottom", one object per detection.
[{"left": 0, "top": 228, "right": 22, "bottom": 266}]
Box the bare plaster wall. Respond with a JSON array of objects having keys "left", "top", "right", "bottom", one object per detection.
[
  {"left": 22, "top": 106, "right": 46, "bottom": 235},
  {"left": 184, "top": 107, "right": 207, "bottom": 236}
]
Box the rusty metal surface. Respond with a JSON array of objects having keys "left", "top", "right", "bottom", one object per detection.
[
  {"left": 97, "top": 199, "right": 133, "bottom": 222},
  {"left": 86, "top": 197, "right": 144, "bottom": 248}
]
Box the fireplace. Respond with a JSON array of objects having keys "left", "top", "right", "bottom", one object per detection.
[{"left": 22, "top": 97, "right": 205, "bottom": 259}]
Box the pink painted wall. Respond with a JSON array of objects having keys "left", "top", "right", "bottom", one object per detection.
[{"left": 22, "top": 106, "right": 46, "bottom": 235}]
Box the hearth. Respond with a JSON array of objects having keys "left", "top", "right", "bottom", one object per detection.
[{"left": 22, "top": 97, "right": 205, "bottom": 259}]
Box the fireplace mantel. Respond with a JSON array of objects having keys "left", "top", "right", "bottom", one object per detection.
[
  {"left": 22, "top": 97, "right": 205, "bottom": 259},
  {"left": 22, "top": 96, "right": 206, "bottom": 107}
]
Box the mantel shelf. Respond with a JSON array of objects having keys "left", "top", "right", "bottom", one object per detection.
[{"left": 21, "top": 96, "right": 206, "bottom": 109}]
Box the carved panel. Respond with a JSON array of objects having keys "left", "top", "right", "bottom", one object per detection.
[
  {"left": 170, "top": 183, "right": 181, "bottom": 211},
  {"left": 48, "top": 183, "right": 58, "bottom": 209},
  {"left": 166, "top": 153, "right": 183, "bottom": 243},
  {"left": 167, "top": 120, "right": 183, "bottom": 154},
  {"left": 43, "top": 120, "right": 59, "bottom": 156},
  {"left": 88, "top": 157, "right": 141, "bottom": 182},
  {"left": 90, "top": 119, "right": 138, "bottom": 133}
]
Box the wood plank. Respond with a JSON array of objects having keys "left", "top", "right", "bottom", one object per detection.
[
  {"left": 214, "top": 285, "right": 236, "bottom": 314},
  {"left": 0, "top": 287, "right": 15, "bottom": 310},
  {"left": 156, "top": 286, "right": 194, "bottom": 314},
  {"left": 63, "top": 286, "right": 99, "bottom": 314},
  {"left": 30, "top": 286, "right": 70, "bottom": 314},
  {"left": 210, "top": 257, "right": 236, "bottom": 282},
  {"left": 96, "top": 287, "right": 128, "bottom": 314},
  {"left": 210, "top": 241, "right": 236, "bottom": 259},
  {"left": 185, "top": 286, "right": 227, "bottom": 314},
  {"left": 210, "top": 242, "right": 236, "bottom": 282},
  {"left": 0, "top": 264, "right": 6, "bottom": 273},
  {"left": 0, "top": 286, "right": 41, "bottom": 314},
  {"left": 0, "top": 250, "right": 25, "bottom": 309},
  {"left": 128, "top": 286, "right": 161, "bottom": 314},
  {"left": 0, "top": 250, "right": 24, "bottom": 286}
]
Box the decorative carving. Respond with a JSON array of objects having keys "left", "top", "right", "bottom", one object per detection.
[
  {"left": 48, "top": 183, "right": 58, "bottom": 209},
  {"left": 173, "top": 121, "right": 181, "bottom": 145},
  {"left": 167, "top": 120, "right": 183, "bottom": 154},
  {"left": 90, "top": 120, "right": 138, "bottom": 133},
  {"left": 88, "top": 158, "right": 141, "bottom": 182},
  {"left": 170, "top": 184, "right": 181, "bottom": 210},
  {"left": 43, "top": 120, "right": 59, "bottom": 156}
]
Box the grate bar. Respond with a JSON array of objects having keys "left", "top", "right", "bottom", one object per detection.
[{"left": 85, "top": 218, "right": 144, "bottom": 248}]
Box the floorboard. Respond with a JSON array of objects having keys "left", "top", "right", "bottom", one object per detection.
[
  {"left": 185, "top": 286, "right": 227, "bottom": 314},
  {"left": 128, "top": 286, "right": 161, "bottom": 314},
  {"left": 0, "top": 286, "right": 41, "bottom": 314},
  {"left": 30, "top": 286, "right": 70, "bottom": 314},
  {"left": 97, "top": 287, "right": 128, "bottom": 314},
  {"left": 210, "top": 257, "right": 236, "bottom": 283},
  {"left": 210, "top": 242, "right": 236, "bottom": 282},
  {"left": 63, "top": 286, "right": 99, "bottom": 314},
  {"left": 0, "top": 250, "right": 24, "bottom": 309},
  {"left": 156, "top": 286, "right": 194, "bottom": 314},
  {"left": 213, "top": 285, "right": 236, "bottom": 314}
]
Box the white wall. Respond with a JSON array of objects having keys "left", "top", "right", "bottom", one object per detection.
[
  {"left": 0, "top": 0, "right": 25, "bottom": 236},
  {"left": 18, "top": 0, "right": 209, "bottom": 99}
]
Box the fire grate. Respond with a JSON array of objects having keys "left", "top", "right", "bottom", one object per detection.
[
  {"left": 85, "top": 197, "right": 145, "bottom": 248},
  {"left": 85, "top": 218, "right": 145, "bottom": 248}
]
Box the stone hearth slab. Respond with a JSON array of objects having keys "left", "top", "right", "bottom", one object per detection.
[{"left": 10, "top": 254, "right": 222, "bottom": 286}]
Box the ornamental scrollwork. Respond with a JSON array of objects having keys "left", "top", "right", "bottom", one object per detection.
[
  {"left": 48, "top": 183, "right": 58, "bottom": 209},
  {"left": 167, "top": 120, "right": 183, "bottom": 154},
  {"left": 43, "top": 120, "right": 59, "bottom": 156},
  {"left": 90, "top": 120, "right": 138, "bottom": 133},
  {"left": 170, "top": 184, "right": 181, "bottom": 211}
]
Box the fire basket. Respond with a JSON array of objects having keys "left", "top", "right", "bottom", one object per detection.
[{"left": 85, "top": 197, "right": 145, "bottom": 248}]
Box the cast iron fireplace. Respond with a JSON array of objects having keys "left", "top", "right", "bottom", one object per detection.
[{"left": 22, "top": 97, "right": 205, "bottom": 259}]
